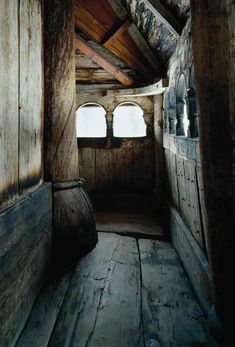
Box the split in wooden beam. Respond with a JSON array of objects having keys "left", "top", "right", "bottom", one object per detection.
[
  {"left": 105, "top": 78, "right": 168, "bottom": 96},
  {"left": 142, "top": 0, "right": 183, "bottom": 37},
  {"left": 75, "top": 34, "right": 135, "bottom": 87},
  {"left": 103, "top": 18, "right": 132, "bottom": 48}
]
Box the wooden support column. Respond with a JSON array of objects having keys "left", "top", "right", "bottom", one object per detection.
[
  {"left": 190, "top": 0, "right": 235, "bottom": 338},
  {"left": 44, "top": 0, "right": 97, "bottom": 263}
]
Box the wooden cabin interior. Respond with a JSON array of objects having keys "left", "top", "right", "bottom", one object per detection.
[{"left": 0, "top": 0, "right": 234, "bottom": 346}]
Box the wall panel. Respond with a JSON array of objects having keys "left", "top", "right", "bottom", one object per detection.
[
  {"left": 0, "top": 1, "right": 19, "bottom": 209},
  {"left": 19, "top": 0, "right": 43, "bottom": 193}
]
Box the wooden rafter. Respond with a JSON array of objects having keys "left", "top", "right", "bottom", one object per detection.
[
  {"left": 103, "top": 18, "right": 132, "bottom": 48},
  {"left": 75, "top": 34, "right": 135, "bottom": 87},
  {"left": 142, "top": 0, "right": 183, "bottom": 37}
]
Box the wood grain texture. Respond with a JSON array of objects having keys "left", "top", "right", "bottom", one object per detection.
[
  {"left": 196, "top": 166, "right": 210, "bottom": 256},
  {"left": 191, "top": 0, "right": 235, "bottom": 330},
  {"left": 184, "top": 160, "right": 204, "bottom": 249},
  {"left": 16, "top": 274, "right": 71, "bottom": 347},
  {"left": 78, "top": 148, "right": 96, "bottom": 192},
  {"left": 164, "top": 149, "right": 179, "bottom": 208},
  {"left": 19, "top": 0, "right": 43, "bottom": 193},
  {"left": 176, "top": 156, "right": 188, "bottom": 221},
  {"left": 49, "top": 233, "right": 143, "bottom": 347},
  {"left": 95, "top": 149, "right": 113, "bottom": 192},
  {"left": 16, "top": 233, "right": 214, "bottom": 346},
  {"left": 44, "top": 0, "right": 79, "bottom": 182},
  {"left": 0, "top": 0, "right": 19, "bottom": 208},
  {"left": 170, "top": 206, "right": 214, "bottom": 319},
  {"left": 103, "top": 18, "right": 132, "bottom": 48},
  {"left": 142, "top": 0, "right": 183, "bottom": 37},
  {"left": 0, "top": 184, "right": 52, "bottom": 347},
  {"left": 75, "top": 34, "right": 135, "bottom": 86},
  {"left": 96, "top": 211, "right": 163, "bottom": 239},
  {"left": 113, "top": 148, "right": 133, "bottom": 190},
  {"left": 139, "top": 238, "right": 212, "bottom": 346},
  {"left": 133, "top": 148, "right": 154, "bottom": 191}
]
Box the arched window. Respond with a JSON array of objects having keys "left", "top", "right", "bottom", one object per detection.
[
  {"left": 113, "top": 102, "right": 146, "bottom": 138},
  {"left": 76, "top": 103, "right": 107, "bottom": 138},
  {"left": 176, "top": 74, "right": 189, "bottom": 136}
]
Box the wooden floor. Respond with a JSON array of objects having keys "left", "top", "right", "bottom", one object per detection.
[
  {"left": 15, "top": 232, "right": 214, "bottom": 347},
  {"left": 96, "top": 212, "right": 164, "bottom": 239}
]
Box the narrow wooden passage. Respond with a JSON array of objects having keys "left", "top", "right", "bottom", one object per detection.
[{"left": 16, "top": 233, "right": 213, "bottom": 347}]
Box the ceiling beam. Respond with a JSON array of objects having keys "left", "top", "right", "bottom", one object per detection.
[
  {"left": 105, "top": 78, "right": 168, "bottom": 96},
  {"left": 103, "top": 18, "right": 132, "bottom": 48},
  {"left": 128, "top": 23, "right": 162, "bottom": 74},
  {"left": 75, "top": 34, "right": 135, "bottom": 87},
  {"left": 142, "top": 0, "right": 183, "bottom": 37}
]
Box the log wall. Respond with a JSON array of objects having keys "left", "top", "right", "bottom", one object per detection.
[
  {"left": 76, "top": 92, "right": 155, "bottom": 211},
  {"left": 0, "top": 0, "right": 43, "bottom": 210}
]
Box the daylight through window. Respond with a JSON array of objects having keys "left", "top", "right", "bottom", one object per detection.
[
  {"left": 76, "top": 103, "right": 107, "bottom": 138},
  {"left": 113, "top": 102, "right": 146, "bottom": 138}
]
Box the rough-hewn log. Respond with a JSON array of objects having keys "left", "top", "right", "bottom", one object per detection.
[
  {"left": 44, "top": 0, "right": 78, "bottom": 182},
  {"left": 190, "top": 0, "right": 235, "bottom": 338},
  {"left": 44, "top": 0, "right": 97, "bottom": 259}
]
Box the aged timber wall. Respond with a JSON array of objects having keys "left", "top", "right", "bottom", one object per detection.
[
  {"left": 0, "top": 2, "right": 52, "bottom": 346},
  {"left": 0, "top": 0, "right": 44, "bottom": 210},
  {"left": 76, "top": 91, "right": 155, "bottom": 211},
  {"left": 158, "top": 17, "right": 214, "bottom": 317}
]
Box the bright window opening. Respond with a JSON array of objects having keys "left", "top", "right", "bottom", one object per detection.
[
  {"left": 76, "top": 103, "right": 107, "bottom": 138},
  {"left": 113, "top": 102, "right": 146, "bottom": 138},
  {"left": 183, "top": 97, "right": 189, "bottom": 135}
]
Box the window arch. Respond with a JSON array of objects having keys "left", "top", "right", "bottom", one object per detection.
[
  {"left": 113, "top": 102, "right": 146, "bottom": 138},
  {"left": 176, "top": 74, "right": 189, "bottom": 136},
  {"left": 76, "top": 103, "right": 107, "bottom": 138}
]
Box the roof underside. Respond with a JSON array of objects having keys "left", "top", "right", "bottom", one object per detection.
[{"left": 75, "top": 0, "right": 190, "bottom": 89}]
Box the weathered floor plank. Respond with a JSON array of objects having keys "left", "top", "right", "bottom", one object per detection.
[
  {"left": 16, "top": 274, "right": 71, "bottom": 347},
  {"left": 15, "top": 233, "right": 214, "bottom": 347},
  {"left": 138, "top": 239, "right": 213, "bottom": 346},
  {"left": 49, "top": 232, "right": 143, "bottom": 347}
]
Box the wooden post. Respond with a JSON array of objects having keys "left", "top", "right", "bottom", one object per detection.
[
  {"left": 190, "top": 0, "right": 235, "bottom": 338},
  {"left": 44, "top": 0, "right": 97, "bottom": 263}
]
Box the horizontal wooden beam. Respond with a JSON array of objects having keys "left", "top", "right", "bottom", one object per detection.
[
  {"left": 76, "top": 68, "right": 137, "bottom": 83},
  {"left": 103, "top": 18, "right": 132, "bottom": 49},
  {"left": 75, "top": 34, "right": 135, "bottom": 87},
  {"left": 143, "top": 0, "right": 183, "bottom": 37},
  {"left": 105, "top": 78, "right": 168, "bottom": 96}
]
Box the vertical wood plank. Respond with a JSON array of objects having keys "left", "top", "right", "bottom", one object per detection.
[
  {"left": 133, "top": 148, "right": 153, "bottom": 191},
  {"left": 165, "top": 150, "right": 179, "bottom": 208},
  {"left": 95, "top": 149, "right": 113, "bottom": 192},
  {"left": 184, "top": 160, "right": 204, "bottom": 249},
  {"left": 79, "top": 148, "right": 96, "bottom": 192},
  {"left": 113, "top": 148, "right": 133, "bottom": 190},
  {"left": 19, "top": 0, "right": 43, "bottom": 193},
  {"left": 0, "top": 1, "right": 19, "bottom": 208},
  {"left": 196, "top": 165, "right": 210, "bottom": 255},
  {"left": 176, "top": 156, "right": 188, "bottom": 221}
]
